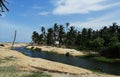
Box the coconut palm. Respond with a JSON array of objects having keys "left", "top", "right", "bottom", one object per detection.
[{"left": 0, "top": 0, "right": 9, "bottom": 15}]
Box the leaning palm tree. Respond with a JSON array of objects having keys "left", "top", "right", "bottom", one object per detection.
[{"left": 0, "top": 0, "right": 9, "bottom": 15}]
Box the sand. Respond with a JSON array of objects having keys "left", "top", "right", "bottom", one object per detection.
[
  {"left": 27, "top": 46, "right": 84, "bottom": 56},
  {"left": 0, "top": 43, "right": 119, "bottom": 77}
]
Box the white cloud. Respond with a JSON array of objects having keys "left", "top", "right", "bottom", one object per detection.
[
  {"left": 71, "top": 10, "right": 120, "bottom": 30},
  {"left": 53, "top": 0, "right": 120, "bottom": 15},
  {"left": 38, "top": 11, "right": 49, "bottom": 16}
]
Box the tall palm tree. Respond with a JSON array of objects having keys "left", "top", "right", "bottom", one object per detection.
[
  {"left": 66, "top": 22, "right": 70, "bottom": 32},
  {"left": 47, "top": 28, "right": 54, "bottom": 45},
  {"left": 53, "top": 23, "right": 59, "bottom": 41},
  {"left": 41, "top": 26, "right": 46, "bottom": 40},
  {"left": 32, "top": 31, "right": 39, "bottom": 45},
  {"left": 0, "top": 0, "right": 9, "bottom": 15},
  {"left": 59, "top": 25, "right": 65, "bottom": 46}
]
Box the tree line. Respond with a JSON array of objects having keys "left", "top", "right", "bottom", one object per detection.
[{"left": 32, "top": 22, "right": 120, "bottom": 58}]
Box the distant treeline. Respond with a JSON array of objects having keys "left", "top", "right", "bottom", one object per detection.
[{"left": 32, "top": 22, "right": 120, "bottom": 58}]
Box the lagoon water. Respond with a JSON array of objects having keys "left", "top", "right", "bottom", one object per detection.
[{"left": 14, "top": 47, "right": 120, "bottom": 75}]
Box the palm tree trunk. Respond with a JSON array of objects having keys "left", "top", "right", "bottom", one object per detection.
[{"left": 11, "top": 30, "right": 17, "bottom": 49}]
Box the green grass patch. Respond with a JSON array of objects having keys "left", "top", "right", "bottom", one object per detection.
[
  {"left": 24, "top": 72, "right": 51, "bottom": 77},
  {"left": 76, "top": 54, "right": 120, "bottom": 63},
  {"left": 91, "top": 56, "right": 120, "bottom": 63},
  {"left": 0, "top": 66, "right": 28, "bottom": 77},
  {"left": 0, "top": 66, "right": 50, "bottom": 77}
]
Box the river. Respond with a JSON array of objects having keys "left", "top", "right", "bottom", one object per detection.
[{"left": 14, "top": 47, "right": 120, "bottom": 75}]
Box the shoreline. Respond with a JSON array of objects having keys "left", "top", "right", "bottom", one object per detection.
[
  {"left": 0, "top": 44, "right": 92, "bottom": 74},
  {"left": 27, "top": 46, "right": 85, "bottom": 56},
  {"left": 0, "top": 43, "right": 119, "bottom": 77}
]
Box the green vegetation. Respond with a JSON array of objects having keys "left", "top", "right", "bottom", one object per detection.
[
  {"left": 0, "top": 58, "right": 25, "bottom": 77},
  {"left": 65, "top": 52, "right": 70, "bottom": 56},
  {"left": 0, "top": 58, "right": 51, "bottom": 77},
  {"left": 24, "top": 72, "right": 51, "bottom": 77},
  {"left": 100, "top": 42, "right": 120, "bottom": 58},
  {"left": 31, "top": 22, "right": 120, "bottom": 60},
  {"left": 76, "top": 53, "right": 120, "bottom": 63},
  {"left": 91, "top": 57, "right": 120, "bottom": 63},
  {"left": 0, "top": 66, "right": 51, "bottom": 77}
]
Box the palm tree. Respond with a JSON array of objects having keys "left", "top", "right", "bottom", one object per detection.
[
  {"left": 41, "top": 26, "right": 46, "bottom": 45},
  {"left": 32, "top": 31, "right": 39, "bottom": 45},
  {"left": 0, "top": 0, "right": 9, "bottom": 15},
  {"left": 66, "top": 22, "right": 70, "bottom": 32},
  {"left": 53, "top": 23, "right": 59, "bottom": 41},
  {"left": 41, "top": 26, "right": 46, "bottom": 40},
  {"left": 47, "top": 28, "right": 54, "bottom": 45},
  {"left": 59, "top": 25, "right": 65, "bottom": 46},
  {"left": 66, "top": 26, "right": 77, "bottom": 46}
]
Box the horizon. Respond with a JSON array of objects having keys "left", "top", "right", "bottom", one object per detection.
[{"left": 0, "top": 0, "right": 120, "bottom": 42}]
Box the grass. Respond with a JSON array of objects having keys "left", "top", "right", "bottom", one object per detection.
[
  {"left": 76, "top": 53, "right": 120, "bottom": 63},
  {"left": 24, "top": 72, "right": 51, "bottom": 77},
  {"left": 0, "top": 66, "right": 51, "bottom": 77},
  {"left": 0, "top": 58, "right": 51, "bottom": 77},
  {"left": 0, "top": 66, "right": 28, "bottom": 77},
  {"left": 91, "top": 56, "right": 120, "bottom": 63}
]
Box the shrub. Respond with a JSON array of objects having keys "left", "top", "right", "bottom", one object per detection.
[
  {"left": 35, "top": 48, "right": 41, "bottom": 51},
  {"left": 31, "top": 47, "right": 34, "bottom": 50},
  {"left": 65, "top": 52, "right": 70, "bottom": 56},
  {"left": 100, "top": 43, "right": 120, "bottom": 58}
]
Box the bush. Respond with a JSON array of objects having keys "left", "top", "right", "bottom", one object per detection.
[
  {"left": 35, "top": 48, "right": 41, "bottom": 51},
  {"left": 65, "top": 52, "right": 70, "bottom": 56},
  {"left": 31, "top": 47, "right": 34, "bottom": 50},
  {"left": 100, "top": 43, "right": 120, "bottom": 58}
]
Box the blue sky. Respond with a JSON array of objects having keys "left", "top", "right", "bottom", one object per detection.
[{"left": 0, "top": 0, "right": 120, "bottom": 42}]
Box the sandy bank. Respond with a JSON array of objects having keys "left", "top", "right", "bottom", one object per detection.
[
  {"left": 27, "top": 46, "right": 84, "bottom": 56},
  {"left": 0, "top": 44, "right": 119, "bottom": 77},
  {"left": 0, "top": 47, "right": 91, "bottom": 74}
]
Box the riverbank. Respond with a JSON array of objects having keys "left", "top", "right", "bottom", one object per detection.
[
  {"left": 27, "top": 46, "right": 85, "bottom": 56},
  {"left": 0, "top": 43, "right": 119, "bottom": 77},
  {"left": 27, "top": 45, "right": 120, "bottom": 64}
]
